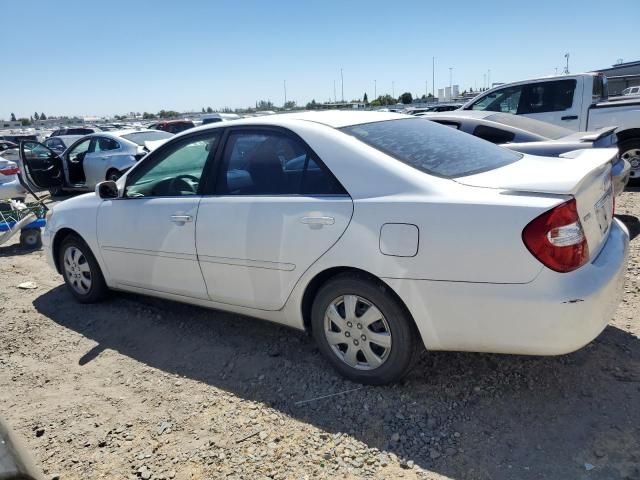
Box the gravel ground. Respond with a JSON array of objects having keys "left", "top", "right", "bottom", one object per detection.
[{"left": 1, "top": 189, "right": 639, "bottom": 480}]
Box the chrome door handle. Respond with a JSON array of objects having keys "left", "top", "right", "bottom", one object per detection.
[
  {"left": 170, "top": 214, "right": 193, "bottom": 223},
  {"left": 300, "top": 216, "right": 335, "bottom": 225}
]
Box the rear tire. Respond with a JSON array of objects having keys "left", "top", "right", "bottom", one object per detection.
[
  {"left": 58, "top": 235, "right": 109, "bottom": 303},
  {"left": 311, "top": 273, "right": 419, "bottom": 385},
  {"left": 619, "top": 138, "right": 640, "bottom": 185},
  {"left": 106, "top": 169, "right": 122, "bottom": 182}
]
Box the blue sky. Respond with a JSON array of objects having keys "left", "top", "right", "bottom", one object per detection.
[{"left": 1, "top": 0, "right": 638, "bottom": 117}]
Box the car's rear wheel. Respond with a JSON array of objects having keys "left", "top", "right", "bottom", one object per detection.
[
  {"left": 311, "top": 273, "right": 419, "bottom": 385},
  {"left": 106, "top": 169, "right": 122, "bottom": 182},
  {"left": 59, "top": 235, "right": 108, "bottom": 303},
  {"left": 619, "top": 139, "right": 640, "bottom": 184},
  {"left": 19, "top": 228, "right": 42, "bottom": 249}
]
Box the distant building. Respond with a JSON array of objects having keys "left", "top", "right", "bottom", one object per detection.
[
  {"left": 0, "top": 120, "right": 21, "bottom": 128},
  {"left": 592, "top": 60, "right": 640, "bottom": 96}
]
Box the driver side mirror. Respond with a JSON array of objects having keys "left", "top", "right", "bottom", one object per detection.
[{"left": 96, "top": 180, "right": 119, "bottom": 199}]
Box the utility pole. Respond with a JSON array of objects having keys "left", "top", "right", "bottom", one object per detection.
[
  {"left": 283, "top": 80, "right": 287, "bottom": 107},
  {"left": 425, "top": 80, "right": 428, "bottom": 99},
  {"left": 333, "top": 80, "right": 336, "bottom": 103},
  {"left": 374, "top": 79, "right": 377, "bottom": 100},
  {"left": 449, "top": 67, "right": 453, "bottom": 91},
  {"left": 483, "top": 73, "right": 486, "bottom": 89},
  {"left": 340, "top": 68, "right": 344, "bottom": 103},
  {"left": 392, "top": 81, "right": 395, "bottom": 98},
  {"left": 564, "top": 53, "right": 570, "bottom": 74},
  {"left": 432, "top": 56, "right": 435, "bottom": 99},
  {"left": 488, "top": 69, "right": 491, "bottom": 88}
]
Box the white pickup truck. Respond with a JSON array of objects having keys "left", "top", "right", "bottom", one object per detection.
[{"left": 462, "top": 73, "right": 640, "bottom": 180}]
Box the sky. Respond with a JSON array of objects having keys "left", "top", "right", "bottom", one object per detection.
[{"left": 1, "top": 0, "right": 638, "bottom": 118}]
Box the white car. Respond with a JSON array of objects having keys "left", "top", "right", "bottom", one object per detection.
[
  {"left": 19, "top": 129, "right": 174, "bottom": 196},
  {"left": 28, "top": 111, "right": 629, "bottom": 384},
  {"left": 0, "top": 157, "right": 25, "bottom": 201}
]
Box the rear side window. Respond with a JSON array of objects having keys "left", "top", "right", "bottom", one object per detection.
[
  {"left": 472, "top": 125, "right": 515, "bottom": 144},
  {"left": 519, "top": 80, "right": 576, "bottom": 114},
  {"left": 341, "top": 118, "right": 521, "bottom": 178},
  {"left": 94, "top": 137, "right": 120, "bottom": 151}
]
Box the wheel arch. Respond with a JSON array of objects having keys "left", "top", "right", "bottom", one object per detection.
[
  {"left": 616, "top": 128, "right": 640, "bottom": 146},
  {"left": 51, "top": 227, "right": 84, "bottom": 274},
  {"left": 300, "top": 266, "right": 417, "bottom": 336}
]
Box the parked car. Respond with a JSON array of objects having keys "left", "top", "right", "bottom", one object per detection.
[
  {"left": 419, "top": 111, "right": 630, "bottom": 195},
  {"left": 48, "top": 126, "right": 101, "bottom": 137},
  {"left": 462, "top": 73, "right": 640, "bottom": 180},
  {"left": 621, "top": 86, "right": 640, "bottom": 97},
  {"left": 43, "top": 135, "right": 83, "bottom": 154},
  {"left": 149, "top": 120, "right": 195, "bottom": 134},
  {"left": 406, "top": 103, "right": 463, "bottom": 115},
  {"left": 0, "top": 157, "right": 26, "bottom": 200},
  {"left": 0, "top": 140, "right": 18, "bottom": 152},
  {"left": 0, "top": 418, "right": 42, "bottom": 480},
  {"left": 19, "top": 129, "right": 174, "bottom": 196},
  {"left": 29, "top": 111, "right": 628, "bottom": 385},
  {"left": 201, "top": 113, "right": 241, "bottom": 125}
]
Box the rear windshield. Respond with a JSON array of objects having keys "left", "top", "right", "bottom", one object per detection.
[
  {"left": 340, "top": 118, "right": 521, "bottom": 178},
  {"left": 122, "top": 131, "right": 174, "bottom": 145},
  {"left": 485, "top": 113, "right": 572, "bottom": 140}
]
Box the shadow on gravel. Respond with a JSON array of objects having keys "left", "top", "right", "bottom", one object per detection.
[
  {"left": 0, "top": 244, "right": 40, "bottom": 257},
  {"left": 34, "top": 286, "right": 640, "bottom": 480},
  {"left": 617, "top": 214, "right": 640, "bottom": 241}
]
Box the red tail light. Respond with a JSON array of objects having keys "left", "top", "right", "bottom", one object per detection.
[
  {"left": 522, "top": 199, "right": 589, "bottom": 273},
  {"left": 0, "top": 167, "right": 19, "bottom": 176}
]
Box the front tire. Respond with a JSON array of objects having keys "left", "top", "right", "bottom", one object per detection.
[
  {"left": 59, "top": 235, "right": 109, "bottom": 303},
  {"left": 311, "top": 273, "right": 419, "bottom": 385}
]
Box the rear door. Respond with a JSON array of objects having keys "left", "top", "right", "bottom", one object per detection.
[
  {"left": 517, "top": 79, "right": 582, "bottom": 130},
  {"left": 196, "top": 128, "right": 353, "bottom": 310},
  {"left": 18, "top": 141, "right": 65, "bottom": 191}
]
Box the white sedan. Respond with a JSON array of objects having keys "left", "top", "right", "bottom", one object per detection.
[
  {"left": 19, "top": 129, "right": 174, "bottom": 196},
  {"left": 28, "top": 111, "right": 629, "bottom": 384}
]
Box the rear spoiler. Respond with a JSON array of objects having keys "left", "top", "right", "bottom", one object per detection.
[{"left": 580, "top": 126, "right": 617, "bottom": 142}]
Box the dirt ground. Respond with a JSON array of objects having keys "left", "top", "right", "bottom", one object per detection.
[{"left": 1, "top": 189, "right": 639, "bottom": 480}]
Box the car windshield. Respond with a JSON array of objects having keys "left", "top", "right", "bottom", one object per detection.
[
  {"left": 485, "top": 113, "right": 573, "bottom": 140},
  {"left": 122, "top": 131, "right": 174, "bottom": 145},
  {"left": 341, "top": 118, "right": 521, "bottom": 178}
]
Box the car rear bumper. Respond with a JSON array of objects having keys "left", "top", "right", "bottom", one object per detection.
[
  {"left": 385, "top": 219, "right": 629, "bottom": 355},
  {"left": 0, "top": 178, "right": 27, "bottom": 200}
]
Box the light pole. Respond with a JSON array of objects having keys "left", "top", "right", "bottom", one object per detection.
[
  {"left": 392, "top": 81, "right": 395, "bottom": 98},
  {"left": 340, "top": 68, "right": 344, "bottom": 103},
  {"left": 283, "top": 80, "right": 287, "bottom": 107},
  {"left": 564, "top": 53, "right": 570, "bottom": 74},
  {"left": 449, "top": 67, "right": 453, "bottom": 91},
  {"left": 333, "top": 80, "right": 336, "bottom": 103},
  {"left": 432, "top": 56, "right": 435, "bottom": 99},
  {"left": 374, "top": 79, "right": 377, "bottom": 100}
]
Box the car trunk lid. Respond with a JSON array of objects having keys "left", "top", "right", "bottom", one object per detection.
[{"left": 455, "top": 149, "right": 615, "bottom": 260}]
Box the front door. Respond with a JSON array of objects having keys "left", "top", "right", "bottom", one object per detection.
[
  {"left": 18, "top": 141, "right": 65, "bottom": 191},
  {"left": 97, "top": 131, "right": 221, "bottom": 298},
  {"left": 196, "top": 129, "right": 353, "bottom": 310}
]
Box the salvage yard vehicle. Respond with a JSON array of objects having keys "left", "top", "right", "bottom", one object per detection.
[
  {"left": 463, "top": 73, "right": 640, "bottom": 180},
  {"left": 19, "top": 129, "right": 174, "bottom": 196},
  {"left": 0, "top": 157, "right": 26, "bottom": 200},
  {"left": 148, "top": 120, "right": 195, "bottom": 134},
  {"left": 43, "top": 134, "right": 82, "bottom": 154},
  {"left": 31, "top": 111, "right": 629, "bottom": 385},
  {"left": 420, "top": 111, "right": 630, "bottom": 195}
]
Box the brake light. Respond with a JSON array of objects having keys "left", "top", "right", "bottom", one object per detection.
[
  {"left": 522, "top": 199, "right": 589, "bottom": 273},
  {"left": 0, "top": 167, "right": 19, "bottom": 176}
]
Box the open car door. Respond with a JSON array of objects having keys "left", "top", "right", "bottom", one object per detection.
[{"left": 19, "top": 141, "right": 65, "bottom": 192}]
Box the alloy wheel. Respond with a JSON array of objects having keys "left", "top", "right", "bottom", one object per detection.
[
  {"left": 621, "top": 148, "right": 640, "bottom": 172},
  {"left": 324, "top": 295, "right": 392, "bottom": 370},
  {"left": 63, "top": 246, "right": 92, "bottom": 295}
]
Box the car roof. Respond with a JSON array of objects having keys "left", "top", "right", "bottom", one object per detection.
[{"left": 186, "top": 111, "right": 411, "bottom": 135}]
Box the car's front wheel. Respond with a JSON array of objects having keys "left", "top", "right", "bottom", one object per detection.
[
  {"left": 59, "top": 235, "right": 109, "bottom": 303},
  {"left": 311, "top": 273, "right": 419, "bottom": 385}
]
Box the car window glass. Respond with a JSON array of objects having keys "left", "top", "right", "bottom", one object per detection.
[
  {"left": 67, "top": 139, "right": 91, "bottom": 162},
  {"left": 94, "top": 137, "right": 119, "bottom": 152},
  {"left": 341, "top": 118, "right": 521, "bottom": 178},
  {"left": 470, "top": 86, "right": 522, "bottom": 113},
  {"left": 472, "top": 125, "right": 515, "bottom": 144},
  {"left": 216, "top": 132, "right": 345, "bottom": 195},
  {"left": 518, "top": 79, "right": 576, "bottom": 114},
  {"left": 126, "top": 133, "right": 219, "bottom": 198}
]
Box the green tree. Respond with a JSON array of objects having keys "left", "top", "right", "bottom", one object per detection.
[
  {"left": 10, "top": 113, "right": 16, "bottom": 121},
  {"left": 363, "top": 93, "right": 368, "bottom": 104},
  {"left": 19, "top": 118, "right": 31, "bottom": 126},
  {"left": 283, "top": 100, "right": 296, "bottom": 110},
  {"left": 256, "top": 100, "right": 274, "bottom": 110},
  {"left": 142, "top": 112, "right": 156, "bottom": 120},
  {"left": 305, "top": 99, "right": 318, "bottom": 110},
  {"left": 201, "top": 107, "right": 205, "bottom": 113},
  {"left": 399, "top": 92, "right": 413, "bottom": 104},
  {"left": 206, "top": 107, "right": 214, "bottom": 113},
  {"left": 40, "top": 112, "right": 47, "bottom": 120},
  {"left": 34, "top": 112, "right": 39, "bottom": 121}
]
